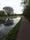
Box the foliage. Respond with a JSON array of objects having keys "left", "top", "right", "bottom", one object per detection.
[
  {"left": 3, "top": 6, "right": 14, "bottom": 15},
  {"left": 0, "top": 11, "right": 6, "bottom": 16},
  {"left": 23, "top": 4, "right": 30, "bottom": 21},
  {"left": 22, "top": 0, "right": 29, "bottom": 5},
  {"left": 5, "top": 18, "right": 22, "bottom": 40}
]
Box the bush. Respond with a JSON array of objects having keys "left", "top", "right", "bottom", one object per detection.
[
  {"left": 23, "top": 4, "right": 30, "bottom": 21},
  {"left": 0, "top": 11, "right": 6, "bottom": 16}
]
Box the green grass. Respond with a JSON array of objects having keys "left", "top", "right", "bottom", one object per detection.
[{"left": 5, "top": 18, "right": 22, "bottom": 40}]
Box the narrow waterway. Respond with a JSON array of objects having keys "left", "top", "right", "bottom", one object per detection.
[{"left": 0, "top": 17, "right": 21, "bottom": 38}]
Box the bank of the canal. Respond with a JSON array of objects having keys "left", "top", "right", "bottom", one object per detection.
[{"left": 5, "top": 17, "right": 21, "bottom": 40}]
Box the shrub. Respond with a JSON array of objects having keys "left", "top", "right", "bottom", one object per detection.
[{"left": 23, "top": 4, "right": 30, "bottom": 21}]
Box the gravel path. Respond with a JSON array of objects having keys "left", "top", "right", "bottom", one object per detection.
[{"left": 16, "top": 16, "right": 30, "bottom": 40}]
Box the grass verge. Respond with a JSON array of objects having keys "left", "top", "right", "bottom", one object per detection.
[{"left": 5, "top": 18, "right": 22, "bottom": 40}]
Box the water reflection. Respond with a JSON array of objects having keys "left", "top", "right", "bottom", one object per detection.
[
  {"left": 4, "top": 18, "right": 14, "bottom": 26},
  {"left": 0, "top": 17, "right": 21, "bottom": 36}
]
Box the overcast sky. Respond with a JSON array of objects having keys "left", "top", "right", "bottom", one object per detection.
[{"left": 0, "top": 0, "right": 24, "bottom": 14}]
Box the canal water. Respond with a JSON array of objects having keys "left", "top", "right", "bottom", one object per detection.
[{"left": 0, "top": 17, "right": 21, "bottom": 37}]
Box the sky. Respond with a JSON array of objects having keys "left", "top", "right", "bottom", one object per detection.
[{"left": 0, "top": 0, "right": 24, "bottom": 14}]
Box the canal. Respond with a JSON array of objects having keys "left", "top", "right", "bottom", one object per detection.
[{"left": 0, "top": 17, "right": 21, "bottom": 39}]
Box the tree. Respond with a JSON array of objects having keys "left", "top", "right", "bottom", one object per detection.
[
  {"left": 23, "top": 4, "right": 30, "bottom": 21},
  {"left": 0, "top": 11, "right": 6, "bottom": 16},
  {"left": 22, "top": 0, "right": 30, "bottom": 6},
  {"left": 21, "top": 0, "right": 30, "bottom": 21},
  {"left": 3, "top": 6, "right": 14, "bottom": 15}
]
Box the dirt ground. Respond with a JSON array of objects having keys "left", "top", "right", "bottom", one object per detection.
[{"left": 15, "top": 16, "right": 30, "bottom": 40}]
